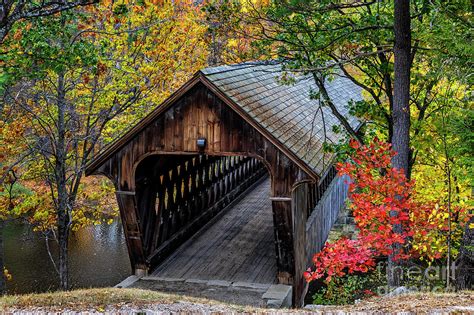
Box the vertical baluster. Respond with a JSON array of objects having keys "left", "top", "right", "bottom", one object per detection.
[
  {"left": 200, "top": 156, "right": 208, "bottom": 211},
  {"left": 244, "top": 158, "right": 250, "bottom": 189},
  {"left": 224, "top": 156, "right": 230, "bottom": 195},
  {"left": 238, "top": 156, "right": 244, "bottom": 185},
  {"left": 220, "top": 157, "right": 226, "bottom": 201},
  {"left": 193, "top": 157, "right": 201, "bottom": 217},
  {"left": 179, "top": 160, "right": 188, "bottom": 225},
  {"left": 167, "top": 168, "right": 178, "bottom": 237},
  {"left": 153, "top": 174, "right": 165, "bottom": 248},
  {"left": 189, "top": 157, "right": 198, "bottom": 219},
  {"left": 219, "top": 157, "right": 225, "bottom": 200},
  {"left": 236, "top": 157, "right": 241, "bottom": 187},
  {"left": 230, "top": 156, "right": 236, "bottom": 190},
  {"left": 207, "top": 160, "right": 215, "bottom": 206},
  {"left": 174, "top": 163, "right": 184, "bottom": 231},
  {"left": 159, "top": 171, "right": 172, "bottom": 242}
]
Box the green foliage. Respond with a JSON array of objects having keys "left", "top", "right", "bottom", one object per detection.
[
  {"left": 312, "top": 272, "right": 383, "bottom": 305},
  {"left": 201, "top": 0, "right": 263, "bottom": 64},
  {"left": 451, "top": 107, "right": 474, "bottom": 179},
  {"left": 0, "top": 0, "right": 210, "bottom": 232},
  {"left": 0, "top": 2, "right": 212, "bottom": 288},
  {"left": 1, "top": 12, "right": 98, "bottom": 82},
  {"left": 254, "top": 0, "right": 472, "bottom": 151}
]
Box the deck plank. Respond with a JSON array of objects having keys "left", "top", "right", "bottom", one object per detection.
[{"left": 152, "top": 178, "right": 277, "bottom": 284}]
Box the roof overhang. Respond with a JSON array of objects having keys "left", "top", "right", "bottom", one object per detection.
[
  {"left": 85, "top": 74, "right": 202, "bottom": 176},
  {"left": 86, "top": 71, "right": 320, "bottom": 180}
]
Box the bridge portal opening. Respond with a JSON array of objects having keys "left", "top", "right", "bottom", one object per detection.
[{"left": 134, "top": 153, "right": 277, "bottom": 285}]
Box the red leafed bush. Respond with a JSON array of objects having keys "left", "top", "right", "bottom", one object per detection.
[
  {"left": 303, "top": 238, "right": 375, "bottom": 282},
  {"left": 304, "top": 138, "right": 465, "bottom": 284}
]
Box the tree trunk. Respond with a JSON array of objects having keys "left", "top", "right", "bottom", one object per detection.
[
  {"left": 389, "top": 0, "right": 411, "bottom": 288},
  {"left": 0, "top": 220, "right": 5, "bottom": 294},
  {"left": 58, "top": 211, "right": 70, "bottom": 290},
  {"left": 56, "top": 71, "right": 70, "bottom": 290}
]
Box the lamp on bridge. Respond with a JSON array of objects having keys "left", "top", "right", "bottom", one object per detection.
[{"left": 196, "top": 137, "right": 207, "bottom": 152}]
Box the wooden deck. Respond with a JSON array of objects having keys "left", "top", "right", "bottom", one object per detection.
[{"left": 151, "top": 178, "right": 277, "bottom": 285}]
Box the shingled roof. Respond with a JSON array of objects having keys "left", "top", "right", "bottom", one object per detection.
[
  {"left": 201, "top": 62, "right": 362, "bottom": 176},
  {"left": 87, "top": 62, "right": 362, "bottom": 178}
]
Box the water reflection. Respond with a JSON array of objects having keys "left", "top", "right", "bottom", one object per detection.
[{"left": 4, "top": 220, "right": 131, "bottom": 294}]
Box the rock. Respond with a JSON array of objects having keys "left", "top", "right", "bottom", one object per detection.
[
  {"left": 141, "top": 276, "right": 185, "bottom": 282},
  {"left": 386, "top": 286, "right": 412, "bottom": 297},
  {"left": 304, "top": 304, "right": 327, "bottom": 310},
  {"left": 262, "top": 284, "right": 292, "bottom": 308},
  {"left": 232, "top": 282, "right": 270, "bottom": 290},
  {"left": 184, "top": 279, "right": 208, "bottom": 284}
]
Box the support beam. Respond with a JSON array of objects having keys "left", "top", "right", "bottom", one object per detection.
[
  {"left": 115, "top": 191, "right": 147, "bottom": 272},
  {"left": 271, "top": 199, "right": 295, "bottom": 285}
]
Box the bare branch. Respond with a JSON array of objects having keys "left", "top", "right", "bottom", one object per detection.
[{"left": 1, "top": 0, "right": 98, "bottom": 43}]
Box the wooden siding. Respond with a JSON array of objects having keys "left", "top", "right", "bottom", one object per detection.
[
  {"left": 92, "top": 83, "right": 310, "bottom": 192},
  {"left": 288, "top": 174, "right": 349, "bottom": 305},
  {"left": 305, "top": 175, "right": 349, "bottom": 262},
  {"left": 292, "top": 182, "right": 309, "bottom": 305}
]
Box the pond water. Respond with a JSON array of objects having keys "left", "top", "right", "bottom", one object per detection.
[{"left": 4, "top": 220, "right": 131, "bottom": 294}]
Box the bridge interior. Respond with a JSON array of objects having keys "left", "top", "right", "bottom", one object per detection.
[{"left": 151, "top": 178, "right": 277, "bottom": 284}]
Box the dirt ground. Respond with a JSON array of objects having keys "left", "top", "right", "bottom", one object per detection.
[{"left": 308, "top": 291, "right": 473, "bottom": 314}]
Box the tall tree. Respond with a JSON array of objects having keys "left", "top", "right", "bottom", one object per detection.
[
  {"left": 202, "top": 0, "right": 265, "bottom": 66},
  {"left": 0, "top": 0, "right": 99, "bottom": 295},
  {"left": 392, "top": 0, "right": 411, "bottom": 178},
  {"left": 389, "top": 0, "right": 411, "bottom": 287}
]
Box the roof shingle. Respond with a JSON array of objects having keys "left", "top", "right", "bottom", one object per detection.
[{"left": 201, "top": 62, "right": 362, "bottom": 176}]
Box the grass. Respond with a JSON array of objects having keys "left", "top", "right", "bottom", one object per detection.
[
  {"left": 319, "top": 291, "right": 474, "bottom": 313},
  {"left": 1, "top": 287, "right": 472, "bottom": 313},
  {"left": 0, "top": 288, "right": 248, "bottom": 312}
]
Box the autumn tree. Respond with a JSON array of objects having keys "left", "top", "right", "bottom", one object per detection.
[
  {"left": 249, "top": 0, "right": 472, "bottom": 175},
  {"left": 389, "top": 0, "right": 411, "bottom": 287},
  {"left": 411, "top": 82, "right": 473, "bottom": 287},
  {"left": 0, "top": 0, "right": 207, "bottom": 290},
  {"left": 202, "top": 0, "right": 265, "bottom": 65},
  {"left": 0, "top": 0, "right": 102, "bottom": 295}
]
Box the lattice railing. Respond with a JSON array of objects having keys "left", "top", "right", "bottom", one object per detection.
[
  {"left": 306, "top": 165, "right": 338, "bottom": 217},
  {"left": 138, "top": 155, "right": 267, "bottom": 267}
]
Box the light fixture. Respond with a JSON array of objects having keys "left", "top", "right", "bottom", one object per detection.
[{"left": 196, "top": 137, "right": 207, "bottom": 151}]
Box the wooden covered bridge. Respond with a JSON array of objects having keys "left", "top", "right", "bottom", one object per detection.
[{"left": 85, "top": 62, "right": 362, "bottom": 306}]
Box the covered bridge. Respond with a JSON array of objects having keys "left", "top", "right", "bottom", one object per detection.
[{"left": 86, "top": 62, "right": 362, "bottom": 306}]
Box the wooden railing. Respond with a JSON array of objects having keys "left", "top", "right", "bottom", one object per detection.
[
  {"left": 137, "top": 155, "right": 267, "bottom": 268},
  {"left": 306, "top": 165, "right": 338, "bottom": 217}
]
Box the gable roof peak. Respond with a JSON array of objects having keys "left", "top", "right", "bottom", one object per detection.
[{"left": 86, "top": 62, "right": 362, "bottom": 178}]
